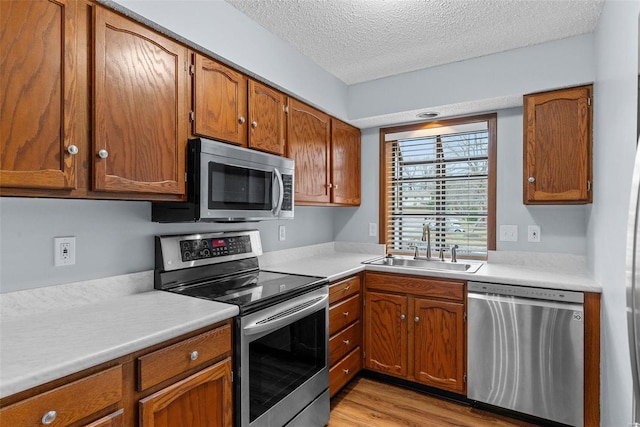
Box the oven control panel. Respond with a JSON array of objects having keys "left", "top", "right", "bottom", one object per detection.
[{"left": 180, "top": 235, "right": 252, "bottom": 262}]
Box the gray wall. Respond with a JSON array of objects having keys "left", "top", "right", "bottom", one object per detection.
[
  {"left": 0, "top": 198, "right": 334, "bottom": 293},
  {"left": 589, "top": 1, "right": 640, "bottom": 425},
  {"left": 334, "top": 109, "right": 589, "bottom": 254}
]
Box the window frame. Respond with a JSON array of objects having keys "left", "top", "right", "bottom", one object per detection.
[{"left": 378, "top": 113, "right": 497, "bottom": 259}]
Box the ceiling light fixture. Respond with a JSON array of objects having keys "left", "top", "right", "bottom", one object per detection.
[{"left": 416, "top": 112, "right": 439, "bottom": 119}]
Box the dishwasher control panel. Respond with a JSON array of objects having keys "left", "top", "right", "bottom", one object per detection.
[{"left": 468, "top": 281, "right": 584, "bottom": 303}]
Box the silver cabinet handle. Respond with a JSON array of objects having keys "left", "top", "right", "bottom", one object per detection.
[
  {"left": 528, "top": 176, "right": 535, "bottom": 183},
  {"left": 327, "top": 183, "right": 333, "bottom": 189},
  {"left": 414, "top": 316, "right": 420, "bottom": 323},
  {"left": 334, "top": 184, "right": 339, "bottom": 190},
  {"left": 239, "top": 116, "right": 246, "bottom": 124},
  {"left": 190, "top": 351, "right": 199, "bottom": 361},
  {"left": 343, "top": 369, "right": 350, "bottom": 374},
  {"left": 67, "top": 145, "right": 78, "bottom": 155},
  {"left": 400, "top": 314, "right": 406, "bottom": 320},
  {"left": 251, "top": 121, "right": 258, "bottom": 128},
  {"left": 343, "top": 339, "right": 350, "bottom": 345},
  {"left": 98, "top": 149, "right": 108, "bottom": 159},
  {"left": 343, "top": 285, "right": 350, "bottom": 292},
  {"left": 41, "top": 410, "right": 57, "bottom": 425},
  {"left": 343, "top": 311, "right": 349, "bottom": 317}
]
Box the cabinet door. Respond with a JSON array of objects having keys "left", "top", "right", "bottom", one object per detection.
[
  {"left": 139, "top": 358, "right": 233, "bottom": 427},
  {"left": 523, "top": 85, "right": 592, "bottom": 204},
  {"left": 193, "top": 54, "right": 247, "bottom": 146},
  {"left": 413, "top": 298, "right": 466, "bottom": 394},
  {"left": 287, "top": 99, "right": 331, "bottom": 204},
  {"left": 93, "top": 7, "right": 187, "bottom": 195},
  {"left": 0, "top": 0, "right": 79, "bottom": 190},
  {"left": 84, "top": 409, "right": 124, "bottom": 427},
  {"left": 248, "top": 80, "right": 286, "bottom": 155},
  {"left": 331, "top": 119, "right": 361, "bottom": 206},
  {"left": 364, "top": 291, "right": 408, "bottom": 377}
]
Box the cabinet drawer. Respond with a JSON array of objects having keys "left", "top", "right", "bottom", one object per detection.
[
  {"left": 138, "top": 323, "right": 231, "bottom": 391},
  {"left": 329, "top": 347, "right": 361, "bottom": 397},
  {"left": 329, "top": 275, "right": 361, "bottom": 305},
  {"left": 0, "top": 365, "right": 122, "bottom": 426},
  {"left": 365, "top": 272, "right": 465, "bottom": 301},
  {"left": 329, "top": 320, "right": 361, "bottom": 366},
  {"left": 329, "top": 294, "right": 360, "bottom": 335}
]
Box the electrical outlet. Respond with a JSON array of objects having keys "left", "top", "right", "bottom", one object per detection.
[
  {"left": 368, "top": 223, "right": 377, "bottom": 237},
  {"left": 54, "top": 236, "right": 76, "bottom": 266},
  {"left": 499, "top": 225, "right": 518, "bottom": 242},
  {"left": 528, "top": 225, "right": 541, "bottom": 242},
  {"left": 278, "top": 225, "right": 286, "bottom": 241}
]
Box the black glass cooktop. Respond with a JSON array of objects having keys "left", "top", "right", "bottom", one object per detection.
[{"left": 168, "top": 270, "right": 327, "bottom": 314}]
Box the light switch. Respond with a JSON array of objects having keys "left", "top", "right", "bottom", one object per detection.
[{"left": 499, "top": 225, "right": 518, "bottom": 242}]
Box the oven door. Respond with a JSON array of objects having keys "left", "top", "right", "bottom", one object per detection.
[{"left": 238, "top": 286, "right": 329, "bottom": 427}]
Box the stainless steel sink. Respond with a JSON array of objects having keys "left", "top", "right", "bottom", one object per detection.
[{"left": 363, "top": 255, "right": 483, "bottom": 273}]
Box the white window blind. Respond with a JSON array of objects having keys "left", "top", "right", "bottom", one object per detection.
[{"left": 384, "top": 121, "right": 490, "bottom": 258}]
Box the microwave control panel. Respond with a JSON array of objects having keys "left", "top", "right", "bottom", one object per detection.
[
  {"left": 179, "top": 235, "right": 252, "bottom": 261},
  {"left": 282, "top": 174, "right": 293, "bottom": 211}
]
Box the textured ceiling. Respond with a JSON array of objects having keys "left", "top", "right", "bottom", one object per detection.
[{"left": 225, "top": 0, "right": 604, "bottom": 85}]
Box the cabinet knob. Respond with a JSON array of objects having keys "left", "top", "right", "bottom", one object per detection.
[
  {"left": 41, "top": 410, "right": 57, "bottom": 425},
  {"left": 239, "top": 116, "right": 246, "bottom": 124},
  {"left": 190, "top": 350, "right": 199, "bottom": 361},
  {"left": 98, "top": 149, "right": 109, "bottom": 159},
  {"left": 400, "top": 314, "right": 406, "bottom": 320},
  {"left": 528, "top": 176, "right": 535, "bottom": 183},
  {"left": 343, "top": 369, "right": 350, "bottom": 374},
  {"left": 414, "top": 316, "right": 420, "bottom": 323},
  {"left": 327, "top": 183, "right": 333, "bottom": 189},
  {"left": 343, "top": 285, "right": 350, "bottom": 292},
  {"left": 251, "top": 121, "right": 258, "bottom": 128},
  {"left": 334, "top": 184, "right": 339, "bottom": 190},
  {"left": 67, "top": 145, "right": 78, "bottom": 155},
  {"left": 343, "top": 339, "right": 350, "bottom": 345},
  {"left": 343, "top": 311, "right": 349, "bottom": 317}
]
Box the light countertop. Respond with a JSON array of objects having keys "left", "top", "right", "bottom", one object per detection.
[
  {"left": 0, "top": 290, "right": 237, "bottom": 398},
  {"left": 1, "top": 243, "right": 600, "bottom": 400}
]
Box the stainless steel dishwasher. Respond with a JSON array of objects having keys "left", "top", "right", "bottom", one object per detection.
[{"left": 467, "top": 281, "right": 584, "bottom": 427}]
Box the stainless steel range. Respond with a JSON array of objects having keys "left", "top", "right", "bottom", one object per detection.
[{"left": 154, "top": 230, "right": 330, "bottom": 427}]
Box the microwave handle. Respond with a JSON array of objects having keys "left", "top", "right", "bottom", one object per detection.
[{"left": 273, "top": 168, "right": 284, "bottom": 216}]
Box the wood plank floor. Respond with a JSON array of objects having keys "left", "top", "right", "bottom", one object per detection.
[{"left": 328, "top": 377, "right": 540, "bottom": 427}]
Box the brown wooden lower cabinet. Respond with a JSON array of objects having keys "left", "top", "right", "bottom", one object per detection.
[
  {"left": 328, "top": 274, "right": 363, "bottom": 397},
  {"left": 85, "top": 409, "right": 125, "bottom": 427},
  {"left": 363, "top": 272, "right": 467, "bottom": 395},
  {"left": 139, "top": 358, "right": 233, "bottom": 427},
  {"left": 0, "top": 320, "right": 232, "bottom": 427}
]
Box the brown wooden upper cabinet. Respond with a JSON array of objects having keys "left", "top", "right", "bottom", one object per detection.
[
  {"left": 523, "top": 85, "right": 593, "bottom": 204},
  {"left": 287, "top": 99, "right": 361, "bottom": 206},
  {"left": 191, "top": 54, "right": 286, "bottom": 155},
  {"left": 248, "top": 80, "right": 287, "bottom": 155},
  {"left": 287, "top": 99, "right": 332, "bottom": 204},
  {"left": 93, "top": 7, "right": 188, "bottom": 195},
  {"left": 331, "top": 118, "right": 361, "bottom": 205},
  {"left": 0, "top": 0, "right": 79, "bottom": 191},
  {"left": 2, "top": 2, "right": 189, "bottom": 200},
  {"left": 192, "top": 54, "right": 248, "bottom": 146}
]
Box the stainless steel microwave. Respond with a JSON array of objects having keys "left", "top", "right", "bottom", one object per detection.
[{"left": 152, "top": 138, "right": 294, "bottom": 222}]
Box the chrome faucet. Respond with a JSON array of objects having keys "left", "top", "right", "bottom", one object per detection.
[
  {"left": 419, "top": 223, "right": 432, "bottom": 259},
  {"left": 451, "top": 244, "right": 459, "bottom": 263}
]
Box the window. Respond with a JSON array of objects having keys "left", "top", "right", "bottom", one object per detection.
[{"left": 380, "top": 114, "right": 496, "bottom": 259}]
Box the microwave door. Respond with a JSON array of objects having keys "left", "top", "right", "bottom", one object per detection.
[{"left": 272, "top": 168, "right": 284, "bottom": 216}]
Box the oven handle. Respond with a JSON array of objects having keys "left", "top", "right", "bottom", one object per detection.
[{"left": 244, "top": 294, "right": 328, "bottom": 336}]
